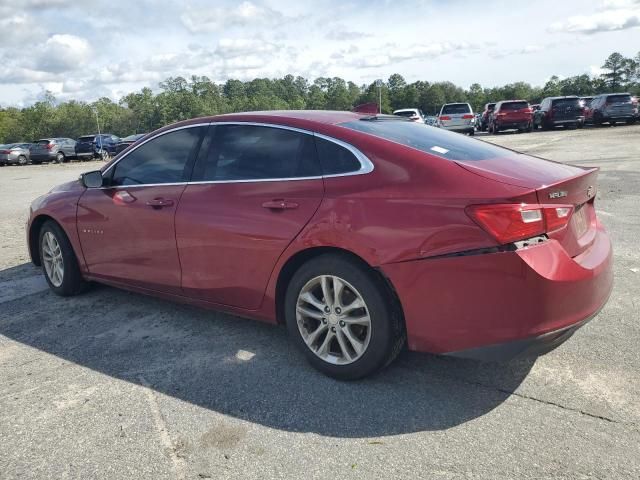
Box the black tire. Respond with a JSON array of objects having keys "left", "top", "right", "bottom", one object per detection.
[
  {"left": 18, "top": 155, "right": 28, "bottom": 165},
  {"left": 284, "top": 254, "right": 405, "bottom": 380},
  {"left": 39, "top": 220, "right": 87, "bottom": 296},
  {"left": 468, "top": 129, "right": 475, "bottom": 136},
  {"left": 55, "top": 152, "right": 65, "bottom": 163}
]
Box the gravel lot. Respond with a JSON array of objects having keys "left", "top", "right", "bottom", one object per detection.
[{"left": 1, "top": 126, "right": 639, "bottom": 479}]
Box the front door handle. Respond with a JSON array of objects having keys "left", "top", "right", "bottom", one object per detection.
[
  {"left": 262, "top": 199, "right": 299, "bottom": 210},
  {"left": 146, "top": 198, "right": 175, "bottom": 209}
]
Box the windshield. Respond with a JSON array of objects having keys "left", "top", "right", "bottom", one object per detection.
[
  {"left": 394, "top": 111, "right": 418, "bottom": 118},
  {"left": 501, "top": 102, "right": 528, "bottom": 111},
  {"left": 442, "top": 104, "right": 471, "bottom": 115},
  {"left": 552, "top": 98, "right": 580, "bottom": 108},
  {"left": 607, "top": 94, "right": 631, "bottom": 104},
  {"left": 79, "top": 136, "right": 95, "bottom": 142},
  {"left": 340, "top": 120, "right": 520, "bottom": 162}
]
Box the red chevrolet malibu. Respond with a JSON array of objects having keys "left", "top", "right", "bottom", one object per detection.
[{"left": 27, "top": 111, "right": 613, "bottom": 379}]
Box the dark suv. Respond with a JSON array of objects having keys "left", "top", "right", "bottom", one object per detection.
[
  {"left": 75, "top": 134, "right": 121, "bottom": 160},
  {"left": 533, "top": 96, "right": 584, "bottom": 130},
  {"left": 29, "top": 138, "right": 77, "bottom": 164},
  {"left": 590, "top": 93, "right": 636, "bottom": 126},
  {"left": 489, "top": 100, "right": 533, "bottom": 133}
]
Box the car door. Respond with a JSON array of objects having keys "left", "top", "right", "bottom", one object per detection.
[
  {"left": 77, "top": 124, "right": 207, "bottom": 294},
  {"left": 175, "top": 123, "right": 324, "bottom": 309}
]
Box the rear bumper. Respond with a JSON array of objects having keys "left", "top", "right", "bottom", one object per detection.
[
  {"left": 496, "top": 121, "right": 530, "bottom": 129},
  {"left": 381, "top": 223, "right": 613, "bottom": 356}
]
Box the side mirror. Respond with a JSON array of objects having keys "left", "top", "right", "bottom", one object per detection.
[{"left": 80, "top": 170, "right": 104, "bottom": 188}]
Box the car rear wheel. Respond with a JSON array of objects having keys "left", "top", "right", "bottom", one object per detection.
[
  {"left": 285, "top": 254, "right": 404, "bottom": 380},
  {"left": 39, "top": 221, "right": 87, "bottom": 296}
]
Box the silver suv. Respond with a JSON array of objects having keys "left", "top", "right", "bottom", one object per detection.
[{"left": 437, "top": 103, "right": 475, "bottom": 135}]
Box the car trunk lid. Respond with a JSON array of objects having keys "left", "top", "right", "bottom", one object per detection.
[{"left": 458, "top": 156, "right": 599, "bottom": 257}]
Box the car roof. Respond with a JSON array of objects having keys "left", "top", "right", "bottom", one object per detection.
[
  {"left": 393, "top": 108, "right": 419, "bottom": 113},
  {"left": 159, "top": 110, "right": 369, "bottom": 133}
]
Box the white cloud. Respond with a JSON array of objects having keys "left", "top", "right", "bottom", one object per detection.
[
  {"left": 216, "top": 38, "right": 281, "bottom": 59},
  {"left": 549, "top": 0, "right": 640, "bottom": 34},
  {"left": 181, "top": 1, "right": 285, "bottom": 33},
  {"left": 37, "top": 34, "right": 92, "bottom": 73}
]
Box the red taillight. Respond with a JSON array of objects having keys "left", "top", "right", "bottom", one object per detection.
[
  {"left": 462, "top": 114, "right": 474, "bottom": 119},
  {"left": 466, "top": 204, "right": 574, "bottom": 244},
  {"left": 439, "top": 115, "right": 451, "bottom": 121},
  {"left": 45, "top": 143, "right": 54, "bottom": 150},
  {"left": 0, "top": 149, "right": 10, "bottom": 154}
]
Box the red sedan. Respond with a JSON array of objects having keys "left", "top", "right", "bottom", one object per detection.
[{"left": 27, "top": 111, "right": 613, "bottom": 379}]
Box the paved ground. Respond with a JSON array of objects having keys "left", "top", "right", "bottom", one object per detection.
[{"left": 1, "top": 126, "right": 639, "bottom": 479}]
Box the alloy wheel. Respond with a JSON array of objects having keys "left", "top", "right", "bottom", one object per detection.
[
  {"left": 42, "top": 231, "right": 64, "bottom": 287},
  {"left": 296, "top": 275, "right": 372, "bottom": 365}
]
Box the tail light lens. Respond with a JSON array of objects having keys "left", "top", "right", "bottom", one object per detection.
[
  {"left": 0, "top": 149, "right": 10, "bottom": 154},
  {"left": 45, "top": 143, "right": 54, "bottom": 150},
  {"left": 462, "top": 114, "right": 474, "bottom": 119},
  {"left": 439, "top": 116, "right": 451, "bottom": 121},
  {"left": 466, "top": 203, "right": 574, "bottom": 244}
]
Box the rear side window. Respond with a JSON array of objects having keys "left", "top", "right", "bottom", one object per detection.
[
  {"left": 442, "top": 104, "right": 471, "bottom": 114},
  {"left": 36, "top": 139, "right": 50, "bottom": 145},
  {"left": 315, "top": 136, "right": 361, "bottom": 175},
  {"left": 194, "top": 125, "right": 321, "bottom": 181},
  {"left": 500, "top": 101, "right": 528, "bottom": 111},
  {"left": 607, "top": 94, "right": 631, "bottom": 103},
  {"left": 110, "top": 127, "right": 204, "bottom": 186},
  {"left": 79, "top": 136, "right": 95, "bottom": 142},
  {"left": 340, "top": 120, "right": 520, "bottom": 162}
]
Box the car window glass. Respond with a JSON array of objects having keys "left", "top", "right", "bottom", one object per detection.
[
  {"left": 442, "top": 104, "right": 471, "bottom": 114},
  {"left": 341, "top": 119, "right": 522, "bottom": 162},
  {"left": 315, "top": 137, "right": 362, "bottom": 175},
  {"left": 195, "top": 125, "right": 320, "bottom": 181},
  {"left": 110, "top": 127, "right": 203, "bottom": 186}
]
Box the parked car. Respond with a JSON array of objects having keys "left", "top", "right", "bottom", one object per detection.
[
  {"left": 393, "top": 108, "right": 425, "bottom": 123},
  {"left": 115, "top": 134, "right": 146, "bottom": 154},
  {"left": 533, "top": 96, "right": 584, "bottom": 130},
  {"left": 424, "top": 116, "right": 438, "bottom": 126},
  {"left": 0, "top": 143, "right": 31, "bottom": 166},
  {"left": 29, "top": 138, "right": 76, "bottom": 164},
  {"left": 477, "top": 103, "right": 496, "bottom": 131},
  {"left": 590, "top": 93, "right": 636, "bottom": 126},
  {"left": 488, "top": 100, "right": 533, "bottom": 134},
  {"left": 75, "top": 134, "right": 121, "bottom": 160},
  {"left": 437, "top": 103, "right": 475, "bottom": 135},
  {"left": 26, "top": 111, "right": 613, "bottom": 379},
  {"left": 580, "top": 97, "right": 596, "bottom": 125}
]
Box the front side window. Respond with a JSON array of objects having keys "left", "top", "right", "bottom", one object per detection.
[
  {"left": 194, "top": 124, "right": 320, "bottom": 181},
  {"left": 110, "top": 127, "right": 204, "bottom": 186}
]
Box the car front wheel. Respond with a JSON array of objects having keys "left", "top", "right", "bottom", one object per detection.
[
  {"left": 285, "top": 254, "right": 404, "bottom": 380},
  {"left": 39, "top": 221, "right": 87, "bottom": 296}
]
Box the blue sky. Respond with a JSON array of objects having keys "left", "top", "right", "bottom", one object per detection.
[{"left": 0, "top": 0, "right": 639, "bottom": 106}]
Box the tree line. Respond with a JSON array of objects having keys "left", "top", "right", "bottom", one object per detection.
[{"left": 0, "top": 51, "right": 638, "bottom": 143}]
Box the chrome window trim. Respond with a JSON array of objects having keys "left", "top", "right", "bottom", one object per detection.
[{"left": 97, "top": 120, "right": 374, "bottom": 189}]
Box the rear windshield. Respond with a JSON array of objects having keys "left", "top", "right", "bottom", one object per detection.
[
  {"left": 486, "top": 103, "right": 495, "bottom": 111},
  {"left": 581, "top": 98, "right": 594, "bottom": 106},
  {"left": 79, "top": 136, "right": 95, "bottom": 141},
  {"left": 394, "top": 111, "right": 418, "bottom": 118},
  {"left": 552, "top": 98, "right": 580, "bottom": 108},
  {"left": 501, "top": 101, "right": 528, "bottom": 111},
  {"left": 340, "top": 120, "right": 520, "bottom": 162},
  {"left": 35, "top": 139, "right": 51, "bottom": 145},
  {"left": 442, "top": 104, "right": 471, "bottom": 115},
  {"left": 607, "top": 94, "right": 631, "bottom": 103}
]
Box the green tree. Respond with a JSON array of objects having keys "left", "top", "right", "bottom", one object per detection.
[{"left": 601, "top": 52, "right": 627, "bottom": 90}]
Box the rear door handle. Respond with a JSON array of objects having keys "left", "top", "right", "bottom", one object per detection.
[
  {"left": 262, "top": 199, "right": 299, "bottom": 210},
  {"left": 146, "top": 198, "right": 175, "bottom": 209}
]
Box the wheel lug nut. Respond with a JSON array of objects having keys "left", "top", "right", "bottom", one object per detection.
[
  {"left": 335, "top": 307, "right": 342, "bottom": 314},
  {"left": 331, "top": 326, "right": 336, "bottom": 332},
  {"left": 322, "top": 318, "right": 327, "bottom": 324},
  {"left": 324, "top": 306, "right": 330, "bottom": 313},
  {"left": 339, "top": 321, "right": 345, "bottom": 327}
]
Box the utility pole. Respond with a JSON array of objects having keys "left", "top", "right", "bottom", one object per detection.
[{"left": 375, "top": 79, "right": 383, "bottom": 114}]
